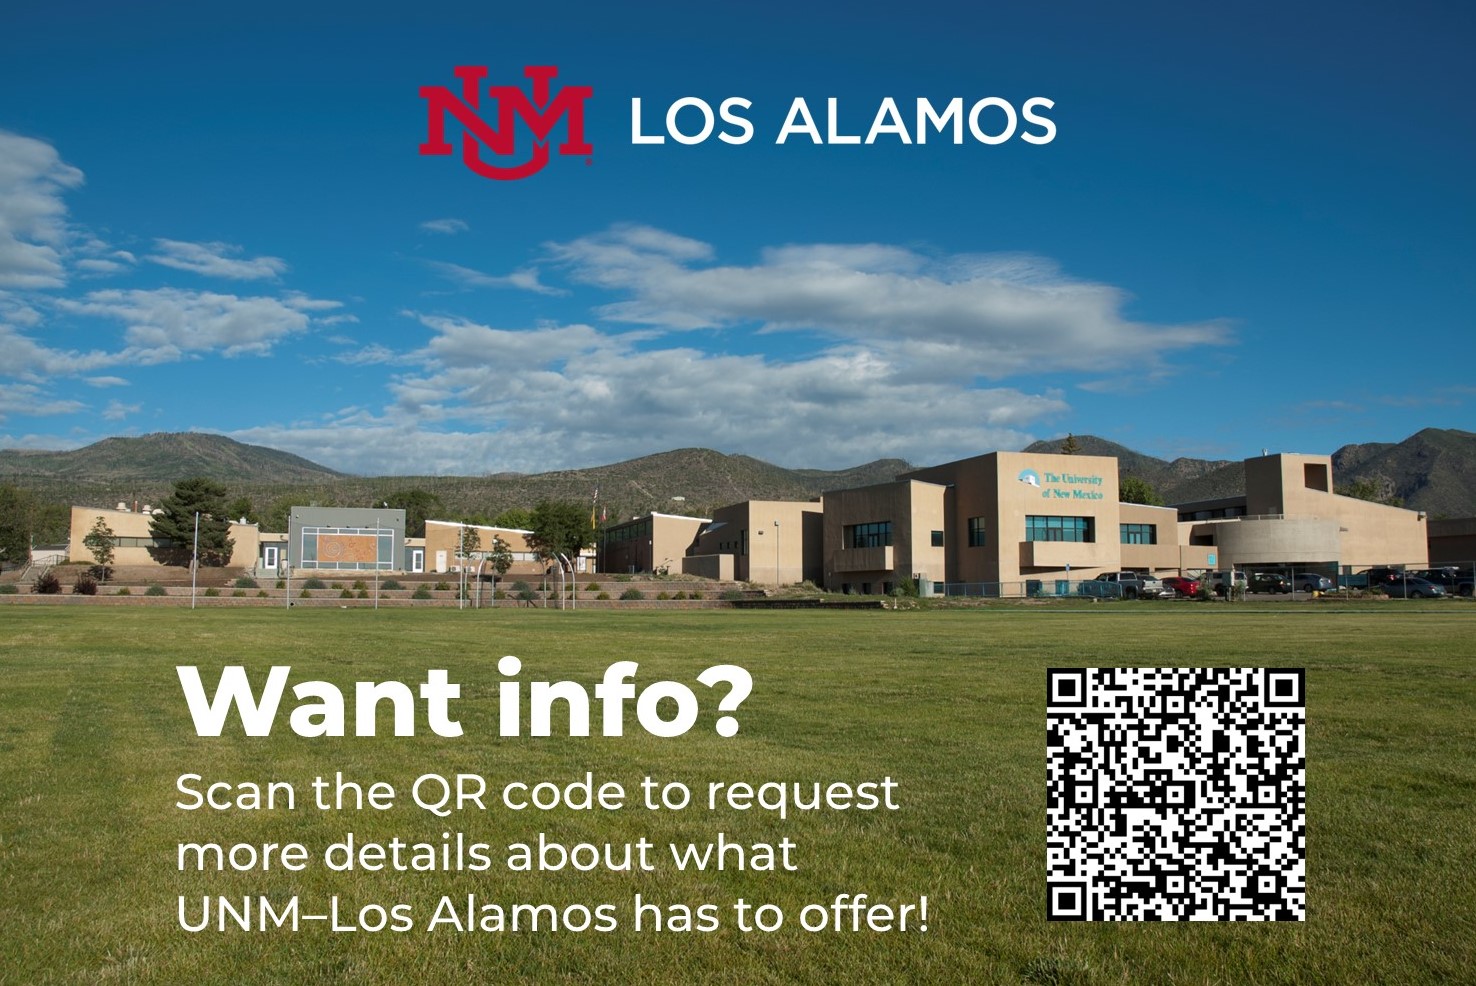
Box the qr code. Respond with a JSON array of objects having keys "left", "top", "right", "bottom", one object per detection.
[{"left": 1046, "top": 667, "right": 1305, "bottom": 921}]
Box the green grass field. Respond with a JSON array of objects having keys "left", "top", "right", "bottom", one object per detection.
[{"left": 2, "top": 605, "right": 1473, "bottom": 985}]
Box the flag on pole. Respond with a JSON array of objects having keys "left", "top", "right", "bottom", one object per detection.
[{"left": 591, "top": 488, "right": 599, "bottom": 529}]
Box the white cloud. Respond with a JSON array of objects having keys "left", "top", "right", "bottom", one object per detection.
[
  {"left": 0, "top": 325, "right": 126, "bottom": 378},
  {"left": 0, "top": 383, "right": 86, "bottom": 422},
  {"left": 55, "top": 288, "right": 328, "bottom": 359},
  {"left": 548, "top": 224, "right": 1229, "bottom": 378},
  {"left": 420, "top": 218, "right": 469, "bottom": 235},
  {"left": 101, "top": 399, "right": 142, "bottom": 421},
  {"left": 424, "top": 260, "right": 564, "bottom": 296},
  {"left": 276, "top": 312, "right": 1071, "bottom": 473},
  {"left": 0, "top": 131, "right": 85, "bottom": 289},
  {"left": 146, "top": 239, "right": 288, "bottom": 280},
  {"left": 85, "top": 376, "right": 129, "bottom": 388}
]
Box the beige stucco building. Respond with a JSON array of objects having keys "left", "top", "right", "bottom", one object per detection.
[
  {"left": 601, "top": 512, "right": 709, "bottom": 576},
  {"left": 423, "top": 520, "right": 595, "bottom": 575},
  {"left": 684, "top": 499, "right": 824, "bottom": 585},
  {"left": 67, "top": 505, "right": 259, "bottom": 568},
  {"left": 1175, "top": 452, "right": 1428, "bottom": 572}
]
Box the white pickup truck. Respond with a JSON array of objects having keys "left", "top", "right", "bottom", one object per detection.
[{"left": 1092, "top": 571, "right": 1169, "bottom": 599}]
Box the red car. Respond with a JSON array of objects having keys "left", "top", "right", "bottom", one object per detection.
[{"left": 1161, "top": 576, "right": 1200, "bottom": 597}]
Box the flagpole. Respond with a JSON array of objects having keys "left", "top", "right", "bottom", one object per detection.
[{"left": 190, "top": 511, "right": 199, "bottom": 610}]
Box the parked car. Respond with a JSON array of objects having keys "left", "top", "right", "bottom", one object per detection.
[
  {"left": 1161, "top": 576, "right": 1200, "bottom": 597},
  {"left": 1249, "top": 572, "right": 1292, "bottom": 594},
  {"left": 1380, "top": 577, "right": 1446, "bottom": 599},
  {"left": 1292, "top": 573, "right": 1334, "bottom": 593},
  {"left": 1408, "top": 568, "right": 1464, "bottom": 591},
  {"left": 1358, "top": 567, "right": 1404, "bottom": 587},
  {"left": 1458, "top": 579, "right": 1476, "bottom": 598}
]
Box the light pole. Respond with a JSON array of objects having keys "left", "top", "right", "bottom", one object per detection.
[
  {"left": 774, "top": 518, "right": 781, "bottom": 586},
  {"left": 190, "top": 511, "right": 200, "bottom": 610}
]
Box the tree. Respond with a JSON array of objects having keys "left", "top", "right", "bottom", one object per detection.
[
  {"left": 1119, "top": 476, "right": 1164, "bottom": 506},
  {"left": 459, "top": 522, "right": 482, "bottom": 559},
  {"left": 489, "top": 534, "right": 514, "bottom": 577},
  {"left": 83, "top": 516, "right": 117, "bottom": 579},
  {"left": 148, "top": 477, "right": 235, "bottom": 567},
  {"left": 384, "top": 489, "right": 444, "bottom": 538},
  {"left": 1060, "top": 433, "right": 1081, "bottom": 455},
  {"left": 225, "top": 496, "right": 259, "bottom": 525},
  {"left": 0, "top": 484, "right": 36, "bottom": 572},
  {"left": 492, "top": 506, "right": 534, "bottom": 530},
  {"left": 1338, "top": 478, "right": 1404, "bottom": 508},
  {"left": 527, "top": 500, "right": 595, "bottom": 561}
]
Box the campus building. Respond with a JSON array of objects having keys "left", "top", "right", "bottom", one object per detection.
[
  {"left": 600, "top": 512, "right": 708, "bottom": 575},
  {"left": 684, "top": 500, "right": 824, "bottom": 584},
  {"left": 1173, "top": 452, "right": 1429, "bottom": 574},
  {"left": 67, "top": 504, "right": 260, "bottom": 569},
  {"left": 422, "top": 520, "right": 595, "bottom": 575}
]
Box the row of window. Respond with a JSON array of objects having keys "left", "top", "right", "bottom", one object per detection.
[
  {"left": 837, "top": 517, "right": 1156, "bottom": 547},
  {"left": 606, "top": 519, "right": 652, "bottom": 543}
]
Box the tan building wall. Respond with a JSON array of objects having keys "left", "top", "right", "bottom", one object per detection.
[
  {"left": 821, "top": 480, "right": 947, "bottom": 593},
  {"left": 906, "top": 451, "right": 1134, "bottom": 584},
  {"left": 601, "top": 513, "right": 708, "bottom": 575},
  {"left": 68, "top": 506, "right": 258, "bottom": 568},
  {"left": 685, "top": 500, "right": 823, "bottom": 585},
  {"left": 422, "top": 521, "right": 595, "bottom": 575}
]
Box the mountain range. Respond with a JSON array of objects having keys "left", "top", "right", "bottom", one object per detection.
[{"left": 2, "top": 428, "right": 1473, "bottom": 520}]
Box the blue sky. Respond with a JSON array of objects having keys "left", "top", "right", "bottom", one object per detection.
[{"left": 2, "top": 1, "right": 1472, "bottom": 475}]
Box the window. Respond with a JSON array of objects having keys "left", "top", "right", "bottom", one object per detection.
[
  {"left": 931, "top": 530, "right": 944, "bottom": 547},
  {"left": 846, "top": 521, "right": 892, "bottom": 549},
  {"left": 968, "top": 517, "right": 987, "bottom": 547},
  {"left": 1120, "top": 523, "right": 1157, "bottom": 545},
  {"left": 1025, "top": 515, "right": 1095, "bottom": 543}
]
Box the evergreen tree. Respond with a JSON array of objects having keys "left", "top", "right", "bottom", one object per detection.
[
  {"left": 148, "top": 477, "right": 235, "bottom": 566},
  {"left": 1060, "top": 433, "right": 1081, "bottom": 455},
  {"left": 0, "top": 484, "right": 36, "bottom": 571},
  {"left": 384, "top": 489, "right": 443, "bottom": 538}
]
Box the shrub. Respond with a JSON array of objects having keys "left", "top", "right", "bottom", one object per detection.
[
  {"left": 352, "top": 580, "right": 368, "bottom": 591},
  {"left": 72, "top": 574, "right": 98, "bottom": 595},
  {"left": 257, "top": 590, "right": 269, "bottom": 598},
  {"left": 88, "top": 565, "right": 114, "bottom": 583},
  {"left": 145, "top": 584, "right": 167, "bottom": 597},
  {"left": 382, "top": 579, "right": 403, "bottom": 590},
  {"left": 299, "top": 588, "right": 313, "bottom": 598},
  {"left": 331, "top": 582, "right": 343, "bottom": 590},
  {"left": 614, "top": 574, "right": 632, "bottom": 582},
  {"left": 512, "top": 581, "right": 531, "bottom": 593},
  {"left": 203, "top": 587, "right": 220, "bottom": 597},
  {"left": 356, "top": 589, "right": 369, "bottom": 599},
  {"left": 435, "top": 581, "right": 451, "bottom": 591},
  {"left": 670, "top": 591, "right": 685, "bottom": 600},
  {"left": 235, "top": 576, "right": 258, "bottom": 589},
  {"left": 493, "top": 589, "right": 507, "bottom": 600},
  {"left": 0, "top": 584, "right": 17, "bottom": 595},
  {"left": 303, "top": 577, "right": 327, "bottom": 589},
  {"left": 656, "top": 591, "right": 671, "bottom": 600},
  {"left": 32, "top": 572, "right": 61, "bottom": 594},
  {"left": 340, "top": 588, "right": 355, "bottom": 598},
  {"left": 275, "top": 579, "right": 286, "bottom": 589},
  {"left": 596, "top": 591, "right": 610, "bottom": 600},
  {"left": 412, "top": 586, "right": 433, "bottom": 600},
  {"left": 891, "top": 576, "right": 919, "bottom": 598},
  {"left": 586, "top": 582, "right": 601, "bottom": 592},
  {"left": 517, "top": 589, "right": 538, "bottom": 604},
  {"left": 115, "top": 587, "right": 131, "bottom": 596},
  {"left": 232, "top": 589, "right": 246, "bottom": 597},
  {"left": 620, "top": 588, "right": 645, "bottom": 601},
  {"left": 720, "top": 589, "right": 745, "bottom": 601}
]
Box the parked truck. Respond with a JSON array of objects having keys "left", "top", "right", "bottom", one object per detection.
[{"left": 1092, "top": 571, "right": 1167, "bottom": 599}]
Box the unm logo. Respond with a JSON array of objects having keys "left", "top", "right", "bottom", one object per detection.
[{"left": 418, "top": 65, "right": 592, "bottom": 180}]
